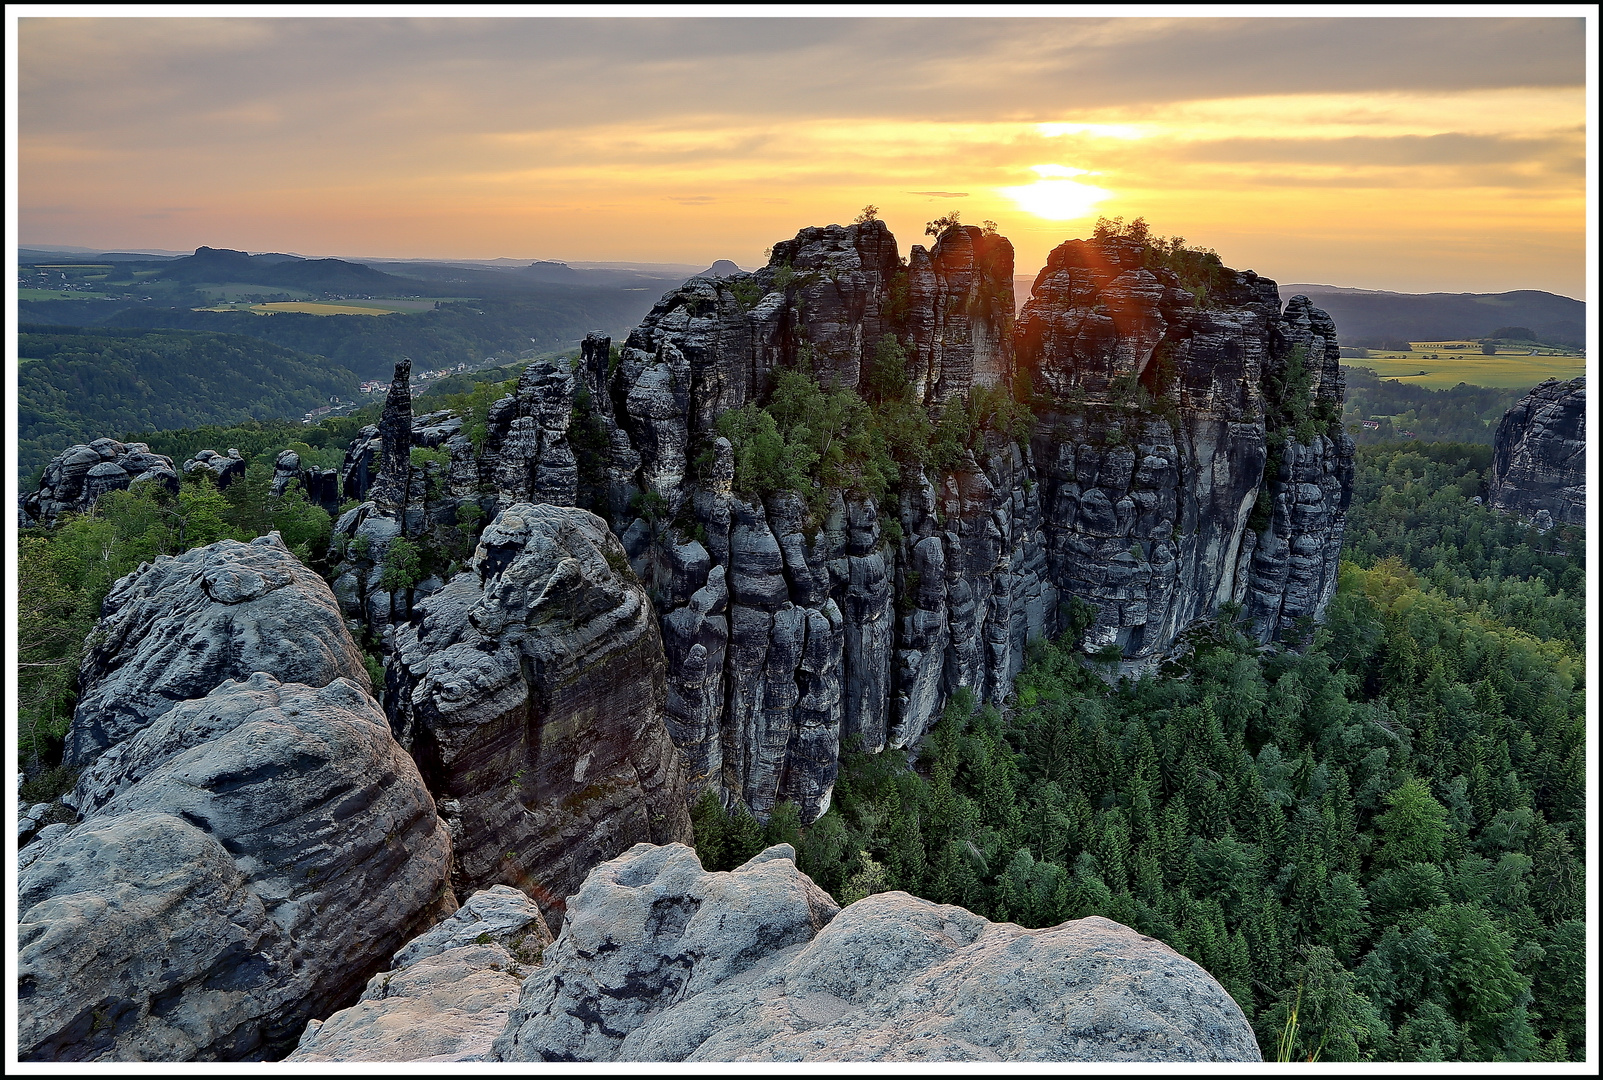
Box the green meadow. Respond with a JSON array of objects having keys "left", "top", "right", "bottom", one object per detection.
[{"left": 1355, "top": 340, "right": 1585, "bottom": 389}]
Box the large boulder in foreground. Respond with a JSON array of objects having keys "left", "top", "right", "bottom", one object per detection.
[
  {"left": 18, "top": 673, "right": 456, "bottom": 1062},
  {"left": 1488, "top": 376, "right": 1586, "bottom": 528},
  {"left": 65, "top": 533, "right": 371, "bottom": 768},
  {"left": 289, "top": 885, "right": 551, "bottom": 1063},
  {"left": 492, "top": 843, "right": 1260, "bottom": 1063},
  {"left": 389, "top": 503, "right": 693, "bottom": 928}
]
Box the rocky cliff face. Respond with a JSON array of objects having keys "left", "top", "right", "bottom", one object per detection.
[
  {"left": 20, "top": 534, "right": 455, "bottom": 1062},
  {"left": 346, "top": 221, "right": 1352, "bottom": 828},
  {"left": 1487, "top": 377, "right": 1586, "bottom": 528},
  {"left": 488, "top": 843, "right": 1259, "bottom": 1063},
  {"left": 560, "top": 224, "right": 1349, "bottom": 821},
  {"left": 387, "top": 502, "right": 693, "bottom": 927},
  {"left": 19, "top": 438, "right": 179, "bottom": 527}
]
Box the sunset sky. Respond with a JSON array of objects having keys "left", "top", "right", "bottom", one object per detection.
[{"left": 13, "top": 11, "right": 1593, "bottom": 296}]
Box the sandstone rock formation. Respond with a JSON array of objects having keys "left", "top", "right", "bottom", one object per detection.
[
  {"left": 19, "top": 669, "right": 455, "bottom": 1062},
  {"left": 1488, "top": 377, "right": 1586, "bottom": 528},
  {"left": 289, "top": 885, "right": 550, "bottom": 1062},
  {"left": 270, "top": 449, "right": 341, "bottom": 513},
  {"left": 906, "top": 223, "right": 1016, "bottom": 404},
  {"left": 552, "top": 224, "right": 1352, "bottom": 821},
  {"left": 64, "top": 533, "right": 371, "bottom": 769},
  {"left": 337, "top": 222, "right": 1352, "bottom": 828},
  {"left": 388, "top": 502, "right": 693, "bottom": 927},
  {"left": 19, "top": 438, "right": 179, "bottom": 527},
  {"left": 492, "top": 843, "right": 1260, "bottom": 1063},
  {"left": 183, "top": 448, "right": 247, "bottom": 488}
]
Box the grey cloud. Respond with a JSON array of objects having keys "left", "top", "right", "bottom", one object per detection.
[{"left": 20, "top": 16, "right": 1584, "bottom": 146}]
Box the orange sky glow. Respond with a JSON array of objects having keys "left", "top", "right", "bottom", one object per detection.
[{"left": 15, "top": 12, "right": 1592, "bottom": 296}]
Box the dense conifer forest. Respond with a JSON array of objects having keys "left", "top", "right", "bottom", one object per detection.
[
  {"left": 15, "top": 388, "right": 1587, "bottom": 1062},
  {"left": 694, "top": 438, "right": 1588, "bottom": 1063}
]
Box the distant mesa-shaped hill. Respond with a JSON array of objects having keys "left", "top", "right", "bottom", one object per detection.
[{"left": 149, "top": 246, "right": 421, "bottom": 294}]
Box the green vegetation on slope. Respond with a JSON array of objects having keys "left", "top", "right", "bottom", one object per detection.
[
  {"left": 1342, "top": 368, "right": 1527, "bottom": 445},
  {"left": 16, "top": 326, "right": 359, "bottom": 481},
  {"left": 696, "top": 439, "right": 1586, "bottom": 1063}
]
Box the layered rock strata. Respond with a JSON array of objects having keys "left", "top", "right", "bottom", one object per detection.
[
  {"left": 906, "top": 223, "right": 1017, "bottom": 403},
  {"left": 571, "top": 225, "right": 1351, "bottom": 820},
  {"left": 20, "top": 533, "right": 456, "bottom": 1061},
  {"left": 19, "top": 673, "right": 455, "bottom": 1062},
  {"left": 388, "top": 503, "right": 693, "bottom": 927},
  {"left": 329, "top": 221, "right": 1351, "bottom": 828},
  {"left": 1487, "top": 377, "right": 1586, "bottom": 527},
  {"left": 64, "top": 534, "right": 371, "bottom": 769},
  {"left": 289, "top": 885, "right": 550, "bottom": 1062},
  {"left": 491, "top": 843, "right": 1260, "bottom": 1063},
  {"left": 20, "top": 438, "right": 179, "bottom": 527}
]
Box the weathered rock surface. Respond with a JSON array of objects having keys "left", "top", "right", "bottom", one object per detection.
[
  {"left": 20, "top": 438, "right": 179, "bottom": 527},
  {"left": 309, "top": 222, "right": 1349, "bottom": 830},
  {"left": 65, "top": 533, "right": 371, "bottom": 769},
  {"left": 388, "top": 503, "right": 693, "bottom": 928},
  {"left": 19, "top": 672, "right": 456, "bottom": 1062},
  {"left": 1488, "top": 377, "right": 1586, "bottom": 527},
  {"left": 183, "top": 448, "right": 247, "bottom": 488},
  {"left": 906, "top": 223, "right": 1016, "bottom": 404},
  {"left": 555, "top": 224, "right": 1352, "bottom": 822},
  {"left": 289, "top": 885, "right": 550, "bottom": 1062},
  {"left": 270, "top": 449, "right": 341, "bottom": 513},
  {"left": 492, "top": 843, "right": 1260, "bottom": 1063}
]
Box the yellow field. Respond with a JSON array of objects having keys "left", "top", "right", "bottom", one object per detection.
[
  {"left": 1352, "top": 342, "right": 1586, "bottom": 389},
  {"left": 252, "top": 301, "right": 401, "bottom": 316}
]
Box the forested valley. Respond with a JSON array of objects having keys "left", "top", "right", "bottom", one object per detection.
[
  {"left": 696, "top": 438, "right": 1588, "bottom": 1063},
  {"left": 16, "top": 379, "right": 1587, "bottom": 1063}
]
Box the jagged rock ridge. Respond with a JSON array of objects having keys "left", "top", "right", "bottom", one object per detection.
[{"left": 331, "top": 219, "right": 1353, "bottom": 829}]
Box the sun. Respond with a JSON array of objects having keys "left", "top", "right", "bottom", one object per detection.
[{"left": 998, "top": 164, "right": 1111, "bottom": 221}]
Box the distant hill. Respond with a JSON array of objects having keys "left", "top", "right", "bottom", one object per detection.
[
  {"left": 1280, "top": 284, "right": 1583, "bottom": 348},
  {"left": 147, "top": 247, "right": 421, "bottom": 294},
  {"left": 698, "top": 260, "right": 745, "bottom": 279}
]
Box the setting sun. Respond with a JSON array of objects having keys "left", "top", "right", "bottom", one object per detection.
[{"left": 997, "top": 164, "right": 1112, "bottom": 221}]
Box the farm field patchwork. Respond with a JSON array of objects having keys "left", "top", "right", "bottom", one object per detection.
[
  {"left": 1352, "top": 340, "right": 1585, "bottom": 389},
  {"left": 192, "top": 298, "right": 459, "bottom": 316}
]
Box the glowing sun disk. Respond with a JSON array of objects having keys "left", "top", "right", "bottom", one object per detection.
[{"left": 998, "top": 176, "right": 1112, "bottom": 221}]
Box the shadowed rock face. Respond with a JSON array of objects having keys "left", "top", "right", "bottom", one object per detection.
[
  {"left": 907, "top": 224, "right": 1016, "bottom": 404},
  {"left": 321, "top": 222, "right": 1350, "bottom": 830},
  {"left": 1488, "top": 377, "right": 1585, "bottom": 528},
  {"left": 19, "top": 438, "right": 179, "bottom": 527},
  {"left": 561, "top": 228, "right": 1352, "bottom": 821},
  {"left": 289, "top": 885, "right": 550, "bottom": 1063},
  {"left": 490, "top": 843, "right": 1260, "bottom": 1063},
  {"left": 65, "top": 533, "right": 371, "bottom": 769},
  {"left": 19, "top": 672, "right": 455, "bottom": 1063},
  {"left": 389, "top": 503, "right": 692, "bottom": 929}
]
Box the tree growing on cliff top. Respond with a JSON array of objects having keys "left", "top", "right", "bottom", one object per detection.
[
  {"left": 855, "top": 205, "right": 880, "bottom": 224},
  {"left": 926, "top": 212, "right": 961, "bottom": 238}
]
